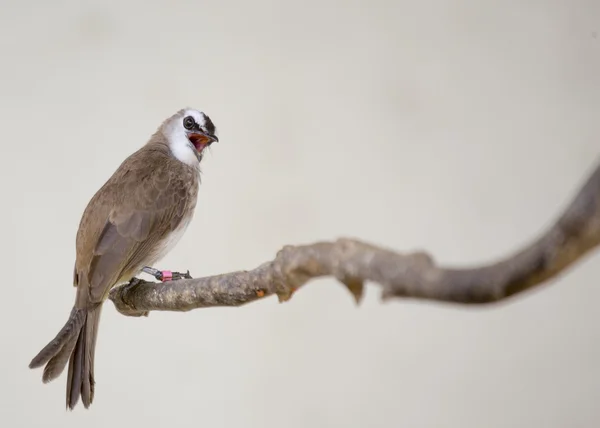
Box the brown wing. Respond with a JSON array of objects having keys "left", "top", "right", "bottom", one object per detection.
[{"left": 74, "top": 146, "right": 198, "bottom": 306}]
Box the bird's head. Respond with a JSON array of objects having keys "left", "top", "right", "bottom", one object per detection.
[{"left": 161, "top": 108, "right": 218, "bottom": 165}]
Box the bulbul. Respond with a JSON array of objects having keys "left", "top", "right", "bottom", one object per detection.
[{"left": 29, "top": 108, "right": 218, "bottom": 410}]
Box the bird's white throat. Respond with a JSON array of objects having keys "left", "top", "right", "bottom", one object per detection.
[{"left": 166, "top": 127, "right": 199, "bottom": 167}]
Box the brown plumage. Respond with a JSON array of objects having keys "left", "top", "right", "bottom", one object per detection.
[{"left": 29, "top": 108, "right": 218, "bottom": 409}]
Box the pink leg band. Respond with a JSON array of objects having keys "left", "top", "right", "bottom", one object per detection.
[{"left": 161, "top": 270, "right": 173, "bottom": 281}]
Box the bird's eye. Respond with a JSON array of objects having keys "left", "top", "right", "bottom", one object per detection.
[{"left": 183, "top": 116, "right": 195, "bottom": 130}]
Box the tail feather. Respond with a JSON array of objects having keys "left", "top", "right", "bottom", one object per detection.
[
  {"left": 66, "top": 306, "right": 102, "bottom": 410},
  {"left": 29, "top": 308, "right": 86, "bottom": 370},
  {"left": 42, "top": 332, "right": 79, "bottom": 383},
  {"left": 30, "top": 305, "right": 103, "bottom": 410},
  {"left": 66, "top": 326, "right": 84, "bottom": 409}
]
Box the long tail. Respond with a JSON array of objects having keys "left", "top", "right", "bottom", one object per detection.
[{"left": 29, "top": 305, "right": 103, "bottom": 410}]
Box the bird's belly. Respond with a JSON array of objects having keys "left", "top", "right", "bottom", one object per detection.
[{"left": 146, "top": 215, "right": 193, "bottom": 267}]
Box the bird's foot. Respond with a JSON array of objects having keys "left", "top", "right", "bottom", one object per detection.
[
  {"left": 121, "top": 276, "right": 145, "bottom": 294},
  {"left": 115, "top": 277, "right": 149, "bottom": 317},
  {"left": 127, "top": 277, "right": 144, "bottom": 287},
  {"left": 142, "top": 266, "right": 192, "bottom": 282}
]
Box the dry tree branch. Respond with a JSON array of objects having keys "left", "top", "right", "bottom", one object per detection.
[{"left": 109, "top": 160, "right": 600, "bottom": 317}]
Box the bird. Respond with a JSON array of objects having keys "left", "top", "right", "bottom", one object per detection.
[{"left": 29, "top": 107, "right": 219, "bottom": 410}]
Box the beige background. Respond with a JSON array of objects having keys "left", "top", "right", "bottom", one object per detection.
[{"left": 1, "top": 0, "right": 599, "bottom": 426}]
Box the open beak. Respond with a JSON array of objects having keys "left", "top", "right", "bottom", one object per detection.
[{"left": 188, "top": 131, "right": 218, "bottom": 152}]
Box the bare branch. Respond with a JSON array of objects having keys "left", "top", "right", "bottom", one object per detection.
[{"left": 109, "top": 160, "right": 600, "bottom": 317}]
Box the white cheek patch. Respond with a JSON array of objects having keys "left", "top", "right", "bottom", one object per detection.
[
  {"left": 163, "top": 108, "right": 208, "bottom": 167},
  {"left": 166, "top": 125, "right": 198, "bottom": 167}
]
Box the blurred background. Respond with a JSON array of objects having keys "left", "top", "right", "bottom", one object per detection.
[{"left": 1, "top": 0, "right": 599, "bottom": 426}]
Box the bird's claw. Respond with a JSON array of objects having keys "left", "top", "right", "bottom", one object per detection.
[{"left": 126, "top": 277, "right": 144, "bottom": 287}]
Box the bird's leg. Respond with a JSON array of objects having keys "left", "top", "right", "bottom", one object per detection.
[{"left": 142, "top": 266, "right": 192, "bottom": 282}]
